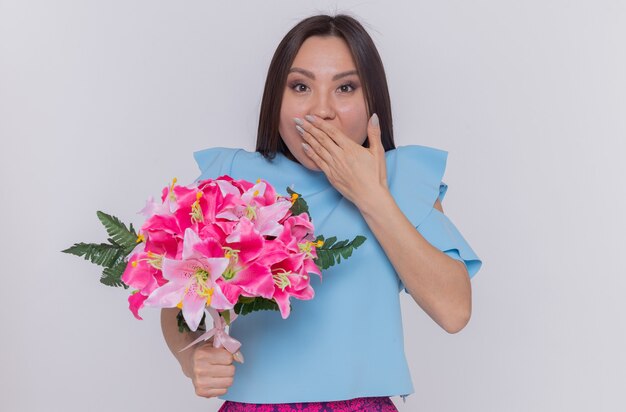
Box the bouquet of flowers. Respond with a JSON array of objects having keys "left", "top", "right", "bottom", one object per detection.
[{"left": 63, "top": 175, "right": 365, "bottom": 359}]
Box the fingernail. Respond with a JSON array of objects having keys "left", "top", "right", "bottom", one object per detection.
[
  {"left": 302, "top": 142, "right": 310, "bottom": 151},
  {"left": 295, "top": 125, "right": 304, "bottom": 135},
  {"left": 304, "top": 114, "right": 315, "bottom": 122},
  {"left": 233, "top": 351, "right": 245, "bottom": 363},
  {"left": 370, "top": 113, "right": 379, "bottom": 127},
  {"left": 293, "top": 117, "right": 303, "bottom": 126}
]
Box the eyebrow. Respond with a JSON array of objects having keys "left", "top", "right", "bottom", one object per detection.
[{"left": 288, "top": 67, "right": 359, "bottom": 81}]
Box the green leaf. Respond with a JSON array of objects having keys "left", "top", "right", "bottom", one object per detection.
[
  {"left": 314, "top": 235, "right": 367, "bottom": 270},
  {"left": 322, "top": 236, "right": 337, "bottom": 248},
  {"left": 96, "top": 211, "right": 138, "bottom": 251},
  {"left": 221, "top": 310, "right": 231, "bottom": 326},
  {"left": 286, "top": 187, "right": 309, "bottom": 216},
  {"left": 62, "top": 242, "right": 125, "bottom": 268},
  {"left": 100, "top": 259, "right": 129, "bottom": 288},
  {"left": 351, "top": 235, "right": 366, "bottom": 248},
  {"left": 106, "top": 237, "right": 122, "bottom": 248},
  {"left": 234, "top": 297, "right": 282, "bottom": 316},
  {"left": 332, "top": 239, "right": 348, "bottom": 249}
]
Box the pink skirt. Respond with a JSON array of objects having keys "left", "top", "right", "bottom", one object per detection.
[{"left": 218, "top": 396, "right": 398, "bottom": 411}]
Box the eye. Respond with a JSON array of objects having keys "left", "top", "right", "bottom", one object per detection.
[
  {"left": 338, "top": 83, "right": 356, "bottom": 93},
  {"left": 289, "top": 82, "right": 310, "bottom": 93}
]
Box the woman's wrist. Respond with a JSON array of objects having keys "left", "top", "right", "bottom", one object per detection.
[
  {"left": 178, "top": 346, "right": 194, "bottom": 378},
  {"left": 161, "top": 308, "right": 205, "bottom": 378},
  {"left": 355, "top": 185, "right": 394, "bottom": 218}
]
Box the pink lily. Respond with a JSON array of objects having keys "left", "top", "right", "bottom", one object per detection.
[
  {"left": 144, "top": 228, "right": 233, "bottom": 331},
  {"left": 138, "top": 195, "right": 172, "bottom": 218},
  {"left": 217, "top": 218, "right": 284, "bottom": 303},
  {"left": 217, "top": 187, "right": 292, "bottom": 237},
  {"left": 122, "top": 251, "right": 168, "bottom": 319},
  {"left": 278, "top": 213, "right": 316, "bottom": 253},
  {"left": 159, "top": 177, "right": 180, "bottom": 213},
  {"left": 141, "top": 213, "right": 183, "bottom": 256},
  {"left": 253, "top": 200, "right": 293, "bottom": 237},
  {"left": 173, "top": 182, "right": 224, "bottom": 234},
  {"left": 275, "top": 215, "right": 322, "bottom": 280},
  {"left": 284, "top": 213, "right": 316, "bottom": 242},
  {"left": 269, "top": 253, "right": 316, "bottom": 319},
  {"left": 122, "top": 252, "right": 161, "bottom": 294}
]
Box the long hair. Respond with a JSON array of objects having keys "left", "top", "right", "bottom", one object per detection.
[{"left": 256, "top": 14, "right": 395, "bottom": 159}]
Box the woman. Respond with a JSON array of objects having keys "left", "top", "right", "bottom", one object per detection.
[{"left": 161, "top": 14, "right": 481, "bottom": 411}]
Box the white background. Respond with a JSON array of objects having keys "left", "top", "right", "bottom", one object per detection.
[{"left": 1, "top": 1, "right": 625, "bottom": 411}]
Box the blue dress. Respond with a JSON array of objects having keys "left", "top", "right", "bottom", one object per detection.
[{"left": 193, "top": 145, "right": 482, "bottom": 404}]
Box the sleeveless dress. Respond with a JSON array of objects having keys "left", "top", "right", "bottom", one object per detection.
[{"left": 192, "top": 145, "right": 482, "bottom": 409}]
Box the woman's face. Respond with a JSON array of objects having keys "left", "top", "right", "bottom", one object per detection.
[{"left": 278, "top": 35, "right": 369, "bottom": 170}]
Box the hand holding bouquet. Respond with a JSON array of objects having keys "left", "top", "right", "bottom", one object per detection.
[{"left": 63, "top": 175, "right": 365, "bottom": 360}]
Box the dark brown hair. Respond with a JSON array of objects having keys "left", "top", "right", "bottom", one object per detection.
[{"left": 255, "top": 14, "right": 395, "bottom": 159}]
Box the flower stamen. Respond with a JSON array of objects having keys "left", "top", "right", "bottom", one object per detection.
[
  {"left": 132, "top": 251, "right": 164, "bottom": 269},
  {"left": 245, "top": 204, "right": 257, "bottom": 220},
  {"left": 298, "top": 240, "right": 320, "bottom": 259},
  {"left": 221, "top": 247, "right": 241, "bottom": 281},
  {"left": 272, "top": 269, "right": 292, "bottom": 291},
  {"left": 190, "top": 191, "right": 204, "bottom": 223},
  {"left": 168, "top": 177, "right": 178, "bottom": 203},
  {"left": 222, "top": 247, "right": 240, "bottom": 263},
  {"left": 192, "top": 267, "right": 215, "bottom": 305}
]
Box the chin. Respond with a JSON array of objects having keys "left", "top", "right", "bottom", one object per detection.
[
  {"left": 299, "top": 154, "right": 322, "bottom": 171},
  {"left": 306, "top": 163, "right": 322, "bottom": 172},
  {"left": 282, "top": 140, "right": 322, "bottom": 171}
]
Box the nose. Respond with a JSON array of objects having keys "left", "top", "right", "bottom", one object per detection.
[{"left": 310, "top": 92, "right": 336, "bottom": 120}]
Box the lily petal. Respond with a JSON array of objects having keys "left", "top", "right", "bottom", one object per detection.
[
  {"left": 182, "top": 288, "right": 207, "bottom": 331},
  {"left": 230, "top": 262, "right": 275, "bottom": 299},
  {"left": 254, "top": 201, "right": 292, "bottom": 237},
  {"left": 272, "top": 290, "right": 291, "bottom": 319},
  {"left": 144, "top": 281, "right": 185, "bottom": 308},
  {"left": 182, "top": 228, "right": 203, "bottom": 260},
  {"left": 128, "top": 292, "right": 148, "bottom": 320}
]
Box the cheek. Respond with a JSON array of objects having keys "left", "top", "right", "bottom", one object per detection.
[
  {"left": 279, "top": 95, "right": 305, "bottom": 134},
  {"left": 278, "top": 99, "right": 294, "bottom": 139},
  {"left": 336, "top": 103, "right": 369, "bottom": 144},
  {"left": 279, "top": 116, "right": 301, "bottom": 149}
]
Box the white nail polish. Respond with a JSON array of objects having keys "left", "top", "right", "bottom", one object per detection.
[
  {"left": 233, "top": 351, "right": 245, "bottom": 363},
  {"left": 370, "top": 113, "right": 379, "bottom": 126}
]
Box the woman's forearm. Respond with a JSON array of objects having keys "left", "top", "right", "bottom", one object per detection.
[
  {"left": 161, "top": 308, "right": 204, "bottom": 377},
  {"left": 356, "top": 189, "right": 472, "bottom": 334}
]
